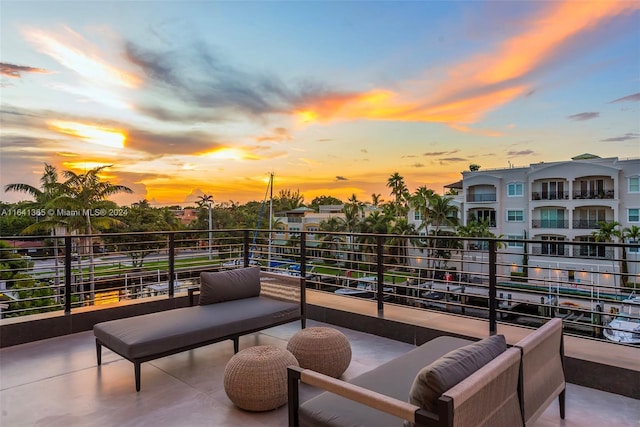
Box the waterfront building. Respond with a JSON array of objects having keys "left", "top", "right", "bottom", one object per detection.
[{"left": 457, "top": 154, "right": 640, "bottom": 289}]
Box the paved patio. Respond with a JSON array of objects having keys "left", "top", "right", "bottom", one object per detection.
[{"left": 1, "top": 319, "right": 639, "bottom": 427}]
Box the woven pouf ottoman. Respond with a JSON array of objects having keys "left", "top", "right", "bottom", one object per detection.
[
  {"left": 223, "top": 345, "right": 298, "bottom": 411},
  {"left": 287, "top": 327, "right": 352, "bottom": 378}
]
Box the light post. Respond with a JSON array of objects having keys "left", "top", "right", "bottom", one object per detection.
[{"left": 208, "top": 201, "right": 213, "bottom": 261}]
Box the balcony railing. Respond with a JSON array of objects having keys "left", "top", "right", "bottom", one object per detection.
[
  {"left": 532, "top": 219, "right": 569, "bottom": 228},
  {"left": 573, "top": 219, "right": 604, "bottom": 229},
  {"left": 1, "top": 230, "right": 637, "bottom": 347},
  {"left": 466, "top": 194, "right": 496, "bottom": 202},
  {"left": 573, "top": 190, "right": 615, "bottom": 200},
  {"left": 573, "top": 246, "right": 615, "bottom": 260},
  {"left": 530, "top": 245, "right": 570, "bottom": 257},
  {"left": 532, "top": 191, "right": 569, "bottom": 200}
]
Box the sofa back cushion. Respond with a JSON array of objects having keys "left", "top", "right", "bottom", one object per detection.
[
  {"left": 407, "top": 334, "right": 507, "bottom": 414},
  {"left": 199, "top": 267, "right": 261, "bottom": 305}
]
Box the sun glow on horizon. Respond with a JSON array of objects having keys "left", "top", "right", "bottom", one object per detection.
[
  {"left": 62, "top": 161, "right": 112, "bottom": 171},
  {"left": 295, "top": 110, "right": 319, "bottom": 124}
]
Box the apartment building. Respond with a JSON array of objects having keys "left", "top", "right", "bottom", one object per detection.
[{"left": 460, "top": 154, "right": 640, "bottom": 287}]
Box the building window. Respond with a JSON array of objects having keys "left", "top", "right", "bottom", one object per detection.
[
  {"left": 507, "top": 182, "right": 523, "bottom": 197},
  {"left": 507, "top": 235, "right": 524, "bottom": 247},
  {"left": 577, "top": 236, "right": 607, "bottom": 258},
  {"left": 629, "top": 209, "right": 639, "bottom": 222},
  {"left": 628, "top": 240, "right": 639, "bottom": 254},
  {"left": 469, "top": 209, "right": 496, "bottom": 227},
  {"left": 414, "top": 211, "right": 422, "bottom": 221},
  {"left": 630, "top": 176, "right": 640, "bottom": 193},
  {"left": 541, "top": 235, "right": 565, "bottom": 255},
  {"left": 506, "top": 210, "right": 524, "bottom": 222},
  {"left": 536, "top": 208, "right": 567, "bottom": 228}
]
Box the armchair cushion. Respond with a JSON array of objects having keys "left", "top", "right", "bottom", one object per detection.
[
  {"left": 199, "top": 266, "right": 261, "bottom": 305},
  {"left": 407, "top": 334, "right": 507, "bottom": 413}
]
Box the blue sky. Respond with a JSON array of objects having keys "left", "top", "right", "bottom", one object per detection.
[{"left": 1, "top": 1, "right": 638, "bottom": 207}]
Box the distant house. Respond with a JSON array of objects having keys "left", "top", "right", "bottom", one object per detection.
[
  {"left": 171, "top": 208, "right": 199, "bottom": 226},
  {"left": 6, "top": 240, "right": 48, "bottom": 257}
]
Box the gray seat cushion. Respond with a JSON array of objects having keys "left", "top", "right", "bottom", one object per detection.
[
  {"left": 94, "top": 296, "right": 300, "bottom": 359},
  {"left": 298, "top": 336, "right": 473, "bottom": 427}
]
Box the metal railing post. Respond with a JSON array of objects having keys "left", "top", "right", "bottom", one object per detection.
[
  {"left": 300, "top": 233, "right": 307, "bottom": 321},
  {"left": 488, "top": 239, "right": 497, "bottom": 335},
  {"left": 64, "top": 236, "right": 72, "bottom": 314},
  {"left": 243, "top": 230, "right": 250, "bottom": 267},
  {"left": 168, "top": 233, "right": 175, "bottom": 298},
  {"left": 376, "top": 235, "right": 384, "bottom": 313}
]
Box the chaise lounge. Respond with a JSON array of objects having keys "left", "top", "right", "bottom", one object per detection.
[{"left": 94, "top": 267, "right": 304, "bottom": 391}]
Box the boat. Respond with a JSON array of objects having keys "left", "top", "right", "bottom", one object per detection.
[
  {"left": 335, "top": 276, "right": 394, "bottom": 300},
  {"left": 603, "top": 294, "right": 640, "bottom": 344}
]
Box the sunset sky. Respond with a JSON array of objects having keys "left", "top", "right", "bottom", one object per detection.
[{"left": 1, "top": 1, "right": 639, "bottom": 207}]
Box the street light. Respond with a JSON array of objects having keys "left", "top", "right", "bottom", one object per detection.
[
  {"left": 208, "top": 200, "right": 213, "bottom": 261},
  {"left": 197, "top": 193, "right": 214, "bottom": 261}
]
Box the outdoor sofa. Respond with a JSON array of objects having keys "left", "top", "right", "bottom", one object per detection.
[
  {"left": 94, "top": 266, "right": 304, "bottom": 391},
  {"left": 288, "top": 318, "right": 565, "bottom": 427}
]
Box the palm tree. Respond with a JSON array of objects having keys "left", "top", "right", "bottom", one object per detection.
[
  {"left": 5, "top": 163, "right": 66, "bottom": 294},
  {"left": 429, "top": 194, "right": 459, "bottom": 234},
  {"left": 371, "top": 193, "right": 382, "bottom": 208},
  {"left": 386, "top": 172, "right": 409, "bottom": 218},
  {"left": 358, "top": 211, "right": 392, "bottom": 269},
  {"left": 319, "top": 217, "right": 346, "bottom": 261},
  {"left": 53, "top": 165, "right": 133, "bottom": 303},
  {"left": 592, "top": 221, "right": 621, "bottom": 286},
  {"left": 197, "top": 194, "right": 214, "bottom": 260},
  {"left": 456, "top": 218, "right": 504, "bottom": 281},
  {"left": 622, "top": 225, "right": 640, "bottom": 291},
  {"left": 275, "top": 189, "right": 305, "bottom": 211},
  {"left": 343, "top": 195, "right": 363, "bottom": 269},
  {"left": 388, "top": 218, "right": 418, "bottom": 267},
  {"left": 411, "top": 185, "right": 435, "bottom": 233}
]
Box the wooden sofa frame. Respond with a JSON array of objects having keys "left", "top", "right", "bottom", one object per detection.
[{"left": 288, "top": 318, "right": 565, "bottom": 427}]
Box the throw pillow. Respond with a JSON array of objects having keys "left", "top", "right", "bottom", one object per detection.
[
  {"left": 199, "top": 267, "right": 261, "bottom": 305},
  {"left": 407, "top": 334, "right": 507, "bottom": 420}
]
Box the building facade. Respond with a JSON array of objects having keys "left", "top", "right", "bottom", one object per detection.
[{"left": 459, "top": 154, "right": 640, "bottom": 288}]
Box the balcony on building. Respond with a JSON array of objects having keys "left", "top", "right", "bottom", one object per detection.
[
  {"left": 467, "top": 208, "right": 497, "bottom": 227},
  {"left": 530, "top": 235, "right": 570, "bottom": 256},
  {"left": 572, "top": 176, "right": 615, "bottom": 200},
  {"left": 531, "top": 178, "right": 569, "bottom": 201},
  {"left": 532, "top": 207, "right": 569, "bottom": 229},
  {"left": 572, "top": 207, "right": 615, "bottom": 229},
  {"left": 466, "top": 184, "right": 496, "bottom": 202},
  {"left": 573, "top": 236, "right": 615, "bottom": 259}
]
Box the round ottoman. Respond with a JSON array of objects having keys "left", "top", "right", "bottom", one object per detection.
[
  {"left": 287, "top": 327, "right": 351, "bottom": 378},
  {"left": 223, "top": 345, "right": 298, "bottom": 411}
]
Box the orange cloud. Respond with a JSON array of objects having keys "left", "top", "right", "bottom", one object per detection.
[
  {"left": 295, "top": 0, "right": 638, "bottom": 130},
  {"left": 474, "top": 1, "right": 636, "bottom": 85},
  {"left": 0, "top": 62, "right": 49, "bottom": 78}
]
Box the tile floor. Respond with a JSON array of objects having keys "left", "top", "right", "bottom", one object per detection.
[{"left": 1, "top": 320, "right": 638, "bottom": 427}]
